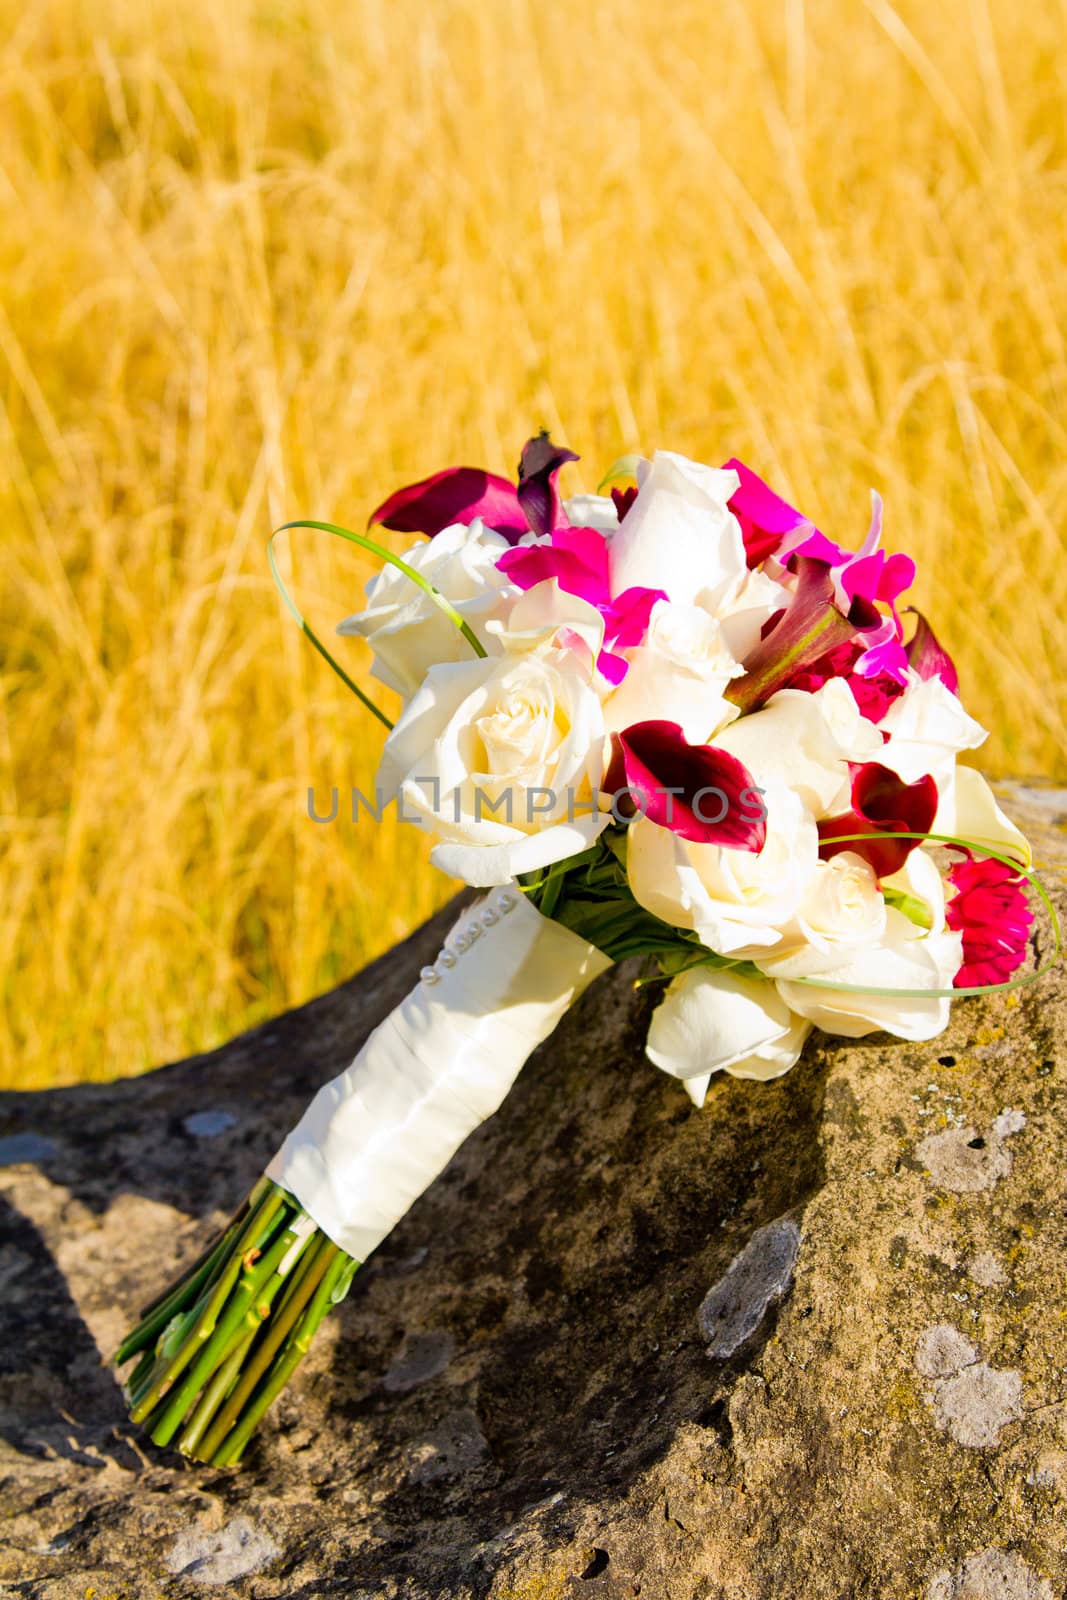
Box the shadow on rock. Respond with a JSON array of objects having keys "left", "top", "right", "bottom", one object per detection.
[{"left": 298, "top": 967, "right": 831, "bottom": 1594}]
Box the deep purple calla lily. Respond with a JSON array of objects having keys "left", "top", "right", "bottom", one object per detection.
[
  {"left": 516, "top": 433, "right": 579, "bottom": 538},
  {"left": 368, "top": 465, "right": 527, "bottom": 542},
  {"left": 605, "top": 721, "right": 767, "bottom": 850},
  {"left": 368, "top": 432, "right": 578, "bottom": 546},
  {"left": 818, "top": 762, "right": 938, "bottom": 878}
]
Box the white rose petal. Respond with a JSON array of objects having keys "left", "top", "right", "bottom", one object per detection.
[
  {"left": 715, "top": 683, "right": 881, "bottom": 818},
  {"left": 378, "top": 643, "right": 608, "bottom": 887},
  {"left": 879, "top": 675, "right": 987, "bottom": 789},
  {"left": 713, "top": 565, "right": 794, "bottom": 662},
  {"left": 770, "top": 909, "right": 963, "bottom": 1040},
  {"left": 608, "top": 451, "right": 747, "bottom": 609},
  {"left": 485, "top": 579, "right": 604, "bottom": 664},
  {"left": 563, "top": 492, "right": 619, "bottom": 533},
  {"left": 337, "top": 519, "right": 516, "bottom": 700},
  {"left": 782, "top": 850, "right": 887, "bottom": 960},
  {"left": 603, "top": 599, "right": 744, "bottom": 744},
  {"left": 627, "top": 782, "right": 818, "bottom": 957},
  {"left": 647, "top": 967, "right": 813, "bottom": 1106}
]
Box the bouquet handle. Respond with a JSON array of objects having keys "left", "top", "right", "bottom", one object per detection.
[
  {"left": 117, "top": 886, "right": 610, "bottom": 1463},
  {"left": 267, "top": 884, "right": 612, "bottom": 1259}
]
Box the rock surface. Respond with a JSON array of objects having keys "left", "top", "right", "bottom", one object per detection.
[{"left": 1, "top": 781, "right": 1066, "bottom": 1599}]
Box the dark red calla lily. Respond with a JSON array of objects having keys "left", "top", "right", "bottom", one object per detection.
[
  {"left": 368, "top": 465, "right": 527, "bottom": 541},
  {"left": 818, "top": 762, "right": 938, "bottom": 877},
  {"left": 604, "top": 721, "right": 767, "bottom": 850},
  {"left": 611, "top": 484, "right": 638, "bottom": 520},
  {"left": 368, "top": 432, "right": 578, "bottom": 546},
  {"left": 904, "top": 607, "right": 959, "bottom": 693}
]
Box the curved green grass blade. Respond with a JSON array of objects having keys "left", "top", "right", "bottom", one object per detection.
[
  {"left": 268, "top": 518, "right": 490, "bottom": 727},
  {"left": 268, "top": 527, "right": 394, "bottom": 729}
]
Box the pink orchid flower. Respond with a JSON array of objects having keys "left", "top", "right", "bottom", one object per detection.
[
  {"left": 497, "top": 526, "right": 664, "bottom": 686},
  {"left": 726, "top": 460, "right": 916, "bottom": 687}
]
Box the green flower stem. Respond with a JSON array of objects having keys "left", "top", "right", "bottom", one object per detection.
[
  {"left": 268, "top": 518, "right": 491, "bottom": 726},
  {"left": 119, "top": 1180, "right": 363, "bottom": 1463},
  {"left": 144, "top": 1210, "right": 310, "bottom": 1447},
  {"left": 194, "top": 1237, "right": 336, "bottom": 1462},
  {"left": 210, "top": 1249, "right": 351, "bottom": 1468},
  {"left": 116, "top": 1212, "right": 249, "bottom": 1367},
  {"left": 129, "top": 1186, "right": 291, "bottom": 1424},
  {"left": 137, "top": 1177, "right": 270, "bottom": 1321},
  {"left": 177, "top": 1329, "right": 256, "bottom": 1458}
]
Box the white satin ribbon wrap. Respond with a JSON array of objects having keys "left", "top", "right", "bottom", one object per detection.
[{"left": 266, "top": 886, "right": 612, "bottom": 1261}]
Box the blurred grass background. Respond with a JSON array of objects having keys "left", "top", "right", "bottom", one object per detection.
[{"left": 2, "top": 0, "right": 1065, "bottom": 1088}]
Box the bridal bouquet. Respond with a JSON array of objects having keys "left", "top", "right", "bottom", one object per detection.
[{"left": 117, "top": 435, "right": 1047, "bottom": 1465}]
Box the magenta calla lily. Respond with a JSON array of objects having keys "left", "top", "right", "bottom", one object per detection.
[
  {"left": 605, "top": 721, "right": 767, "bottom": 850},
  {"left": 818, "top": 762, "right": 938, "bottom": 878}
]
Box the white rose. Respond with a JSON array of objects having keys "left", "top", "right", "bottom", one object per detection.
[
  {"left": 608, "top": 451, "right": 747, "bottom": 608},
  {"left": 714, "top": 681, "right": 882, "bottom": 818},
  {"left": 769, "top": 909, "right": 963, "bottom": 1041},
  {"left": 603, "top": 599, "right": 744, "bottom": 744},
  {"left": 377, "top": 642, "right": 608, "bottom": 887},
  {"left": 337, "top": 519, "right": 516, "bottom": 699},
  {"left": 647, "top": 968, "right": 813, "bottom": 1106},
  {"left": 712, "top": 564, "right": 794, "bottom": 661},
  {"left": 485, "top": 579, "right": 605, "bottom": 664},
  {"left": 627, "top": 781, "right": 819, "bottom": 957},
  {"left": 759, "top": 851, "right": 887, "bottom": 969}
]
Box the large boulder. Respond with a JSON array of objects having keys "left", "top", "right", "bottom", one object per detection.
[{"left": 2, "top": 782, "right": 1065, "bottom": 1600}]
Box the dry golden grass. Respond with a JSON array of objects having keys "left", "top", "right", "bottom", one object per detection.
[{"left": 2, "top": 0, "right": 1066, "bottom": 1087}]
